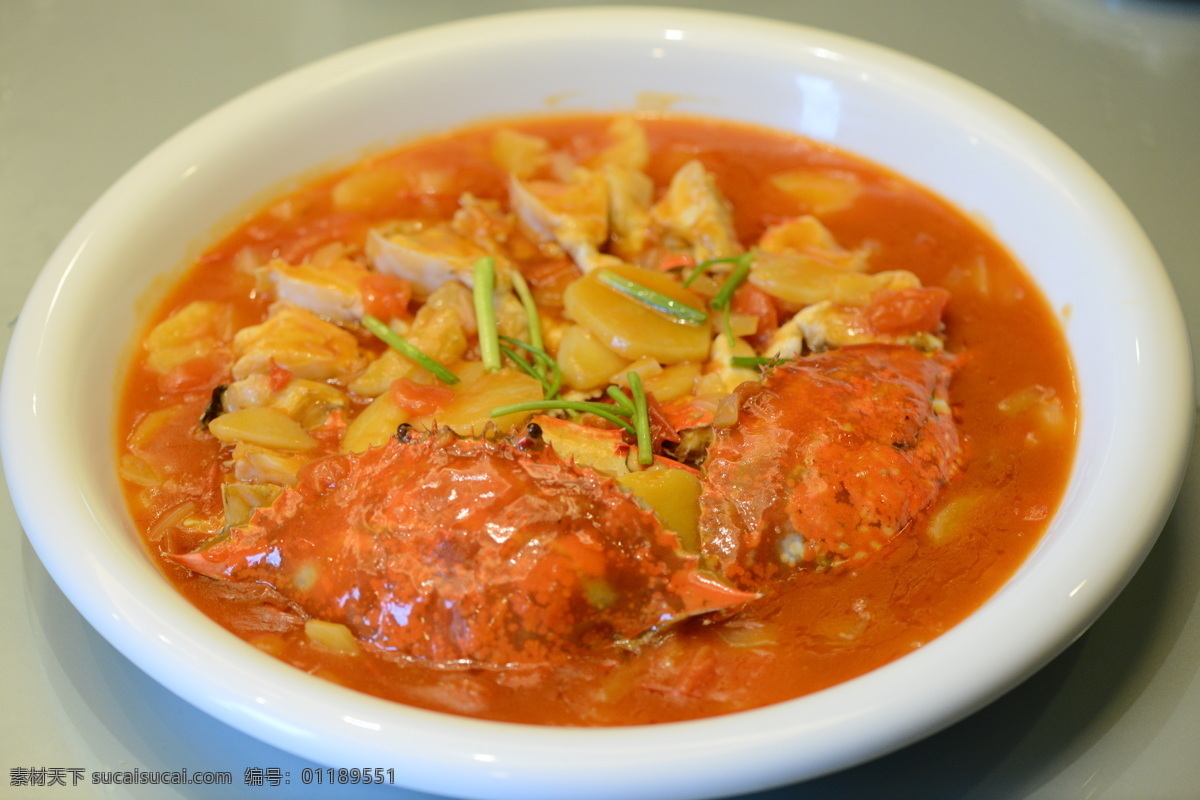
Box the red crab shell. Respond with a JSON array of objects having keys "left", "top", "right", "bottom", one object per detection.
[
  {"left": 173, "top": 431, "right": 752, "bottom": 668},
  {"left": 698, "top": 344, "right": 961, "bottom": 586}
]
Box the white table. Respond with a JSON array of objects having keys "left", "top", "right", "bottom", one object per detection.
[{"left": 3, "top": 2, "right": 1198, "bottom": 797}]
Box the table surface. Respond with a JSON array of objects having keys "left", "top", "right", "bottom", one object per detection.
[{"left": 2, "top": 2, "right": 1198, "bottom": 798}]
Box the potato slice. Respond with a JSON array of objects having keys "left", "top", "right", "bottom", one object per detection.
[
  {"left": 304, "top": 620, "right": 361, "bottom": 655},
  {"left": 643, "top": 362, "right": 701, "bottom": 404},
  {"left": 616, "top": 466, "right": 702, "bottom": 551},
  {"left": 563, "top": 264, "right": 711, "bottom": 364},
  {"left": 349, "top": 305, "right": 468, "bottom": 396},
  {"left": 341, "top": 392, "right": 411, "bottom": 454},
  {"left": 769, "top": 169, "right": 862, "bottom": 215},
  {"left": 925, "top": 492, "right": 986, "bottom": 546},
  {"left": 208, "top": 407, "right": 318, "bottom": 452},
  {"left": 332, "top": 166, "right": 408, "bottom": 213},
  {"left": 222, "top": 483, "right": 283, "bottom": 527},
  {"left": 144, "top": 300, "right": 231, "bottom": 375},
  {"left": 750, "top": 251, "right": 862, "bottom": 307},
  {"left": 490, "top": 129, "right": 550, "bottom": 178},
  {"left": 412, "top": 368, "right": 543, "bottom": 436},
  {"left": 536, "top": 415, "right": 631, "bottom": 479},
  {"left": 556, "top": 324, "right": 631, "bottom": 391}
]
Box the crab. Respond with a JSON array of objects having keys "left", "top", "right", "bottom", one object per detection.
[
  {"left": 172, "top": 429, "right": 753, "bottom": 668},
  {"left": 697, "top": 344, "right": 961, "bottom": 587}
]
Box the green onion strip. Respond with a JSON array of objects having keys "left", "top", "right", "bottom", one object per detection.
[
  {"left": 711, "top": 253, "right": 753, "bottom": 311},
  {"left": 499, "top": 335, "right": 562, "bottom": 399},
  {"left": 473, "top": 257, "right": 502, "bottom": 372},
  {"left": 710, "top": 253, "right": 753, "bottom": 346},
  {"left": 489, "top": 400, "right": 636, "bottom": 435},
  {"left": 597, "top": 270, "right": 708, "bottom": 326},
  {"left": 731, "top": 355, "right": 789, "bottom": 370},
  {"left": 605, "top": 385, "right": 635, "bottom": 416},
  {"left": 499, "top": 343, "right": 536, "bottom": 377},
  {"left": 508, "top": 269, "right": 544, "bottom": 353},
  {"left": 362, "top": 314, "right": 460, "bottom": 386},
  {"left": 627, "top": 372, "right": 654, "bottom": 467},
  {"left": 681, "top": 254, "right": 746, "bottom": 288}
]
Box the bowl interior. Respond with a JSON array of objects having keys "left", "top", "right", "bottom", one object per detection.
[{"left": 3, "top": 8, "right": 1191, "bottom": 800}]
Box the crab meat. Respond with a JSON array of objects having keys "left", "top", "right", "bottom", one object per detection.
[
  {"left": 172, "top": 432, "right": 753, "bottom": 667},
  {"left": 451, "top": 194, "right": 517, "bottom": 251},
  {"left": 588, "top": 117, "right": 650, "bottom": 172},
  {"left": 604, "top": 164, "right": 655, "bottom": 261},
  {"left": 231, "top": 304, "right": 365, "bottom": 382},
  {"left": 650, "top": 159, "right": 742, "bottom": 263},
  {"left": 510, "top": 168, "right": 620, "bottom": 272},
  {"left": 698, "top": 345, "right": 960, "bottom": 585},
  {"left": 368, "top": 223, "right": 506, "bottom": 300},
  {"left": 264, "top": 258, "right": 371, "bottom": 323},
  {"left": 763, "top": 316, "right": 805, "bottom": 360}
]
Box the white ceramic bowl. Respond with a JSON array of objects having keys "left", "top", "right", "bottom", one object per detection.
[{"left": 2, "top": 8, "right": 1192, "bottom": 800}]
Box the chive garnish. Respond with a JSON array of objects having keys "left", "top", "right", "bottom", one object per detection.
[
  {"left": 499, "top": 343, "right": 536, "bottom": 376},
  {"left": 362, "top": 314, "right": 460, "bottom": 385},
  {"left": 489, "top": 400, "right": 637, "bottom": 435},
  {"left": 473, "top": 256, "right": 501, "bottom": 372},
  {"left": 605, "top": 385, "right": 636, "bottom": 416},
  {"left": 711, "top": 253, "right": 753, "bottom": 311},
  {"left": 499, "top": 335, "right": 563, "bottom": 399},
  {"left": 508, "top": 269, "right": 544, "bottom": 353},
  {"left": 628, "top": 372, "right": 653, "bottom": 467},
  {"left": 731, "top": 355, "right": 789, "bottom": 370},
  {"left": 710, "top": 253, "right": 754, "bottom": 346},
  {"left": 500, "top": 270, "right": 555, "bottom": 395},
  {"left": 681, "top": 254, "right": 747, "bottom": 288},
  {"left": 597, "top": 270, "right": 708, "bottom": 325}
]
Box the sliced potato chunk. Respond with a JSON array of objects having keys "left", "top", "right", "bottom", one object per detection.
[
  {"left": 642, "top": 362, "right": 701, "bottom": 404},
  {"left": 998, "top": 384, "right": 1069, "bottom": 441},
  {"left": 350, "top": 305, "right": 468, "bottom": 396},
  {"left": 750, "top": 216, "right": 871, "bottom": 307},
  {"left": 616, "top": 466, "right": 703, "bottom": 552},
  {"left": 769, "top": 169, "right": 862, "bottom": 215},
  {"left": 341, "top": 392, "right": 411, "bottom": 454},
  {"left": 304, "top": 620, "right": 361, "bottom": 655},
  {"left": 412, "top": 368, "right": 543, "bottom": 435},
  {"left": 556, "top": 324, "right": 631, "bottom": 391},
  {"left": 222, "top": 483, "right": 283, "bottom": 527},
  {"left": 332, "top": 166, "right": 407, "bottom": 213},
  {"left": 490, "top": 129, "right": 550, "bottom": 178},
  {"left": 925, "top": 492, "right": 986, "bottom": 546},
  {"left": 209, "top": 407, "right": 318, "bottom": 452},
  {"left": 563, "top": 264, "right": 712, "bottom": 364},
  {"left": 536, "top": 415, "right": 631, "bottom": 479},
  {"left": 750, "top": 251, "right": 865, "bottom": 307},
  {"left": 144, "top": 300, "right": 231, "bottom": 375},
  {"left": 145, "top": 300, "right": 230, "bottom": 351}
]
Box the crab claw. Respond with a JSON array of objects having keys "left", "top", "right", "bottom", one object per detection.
[{"left": 172, "top": 431, "right": 750, "bottom": 668}]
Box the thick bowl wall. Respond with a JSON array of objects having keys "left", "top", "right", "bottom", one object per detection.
[{"left": 1, "top": 8, "right": 1191, "bottom": 800}]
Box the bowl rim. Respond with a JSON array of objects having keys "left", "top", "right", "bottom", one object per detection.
[{"left": 2, "top": 7, "right": 1193, "bottom": 800}]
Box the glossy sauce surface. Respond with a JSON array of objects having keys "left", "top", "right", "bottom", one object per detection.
[{"left": 116, "top": 114, "right": 1077, "bottom": 725}]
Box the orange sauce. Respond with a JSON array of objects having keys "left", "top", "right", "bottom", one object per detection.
[{"left": 116, "top": 114, "right": 1077, "bottom": 725}]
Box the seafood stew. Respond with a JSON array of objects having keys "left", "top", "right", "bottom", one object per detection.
[{"left": 116, "top": 113, "right": 1077, "bottom": 725}]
